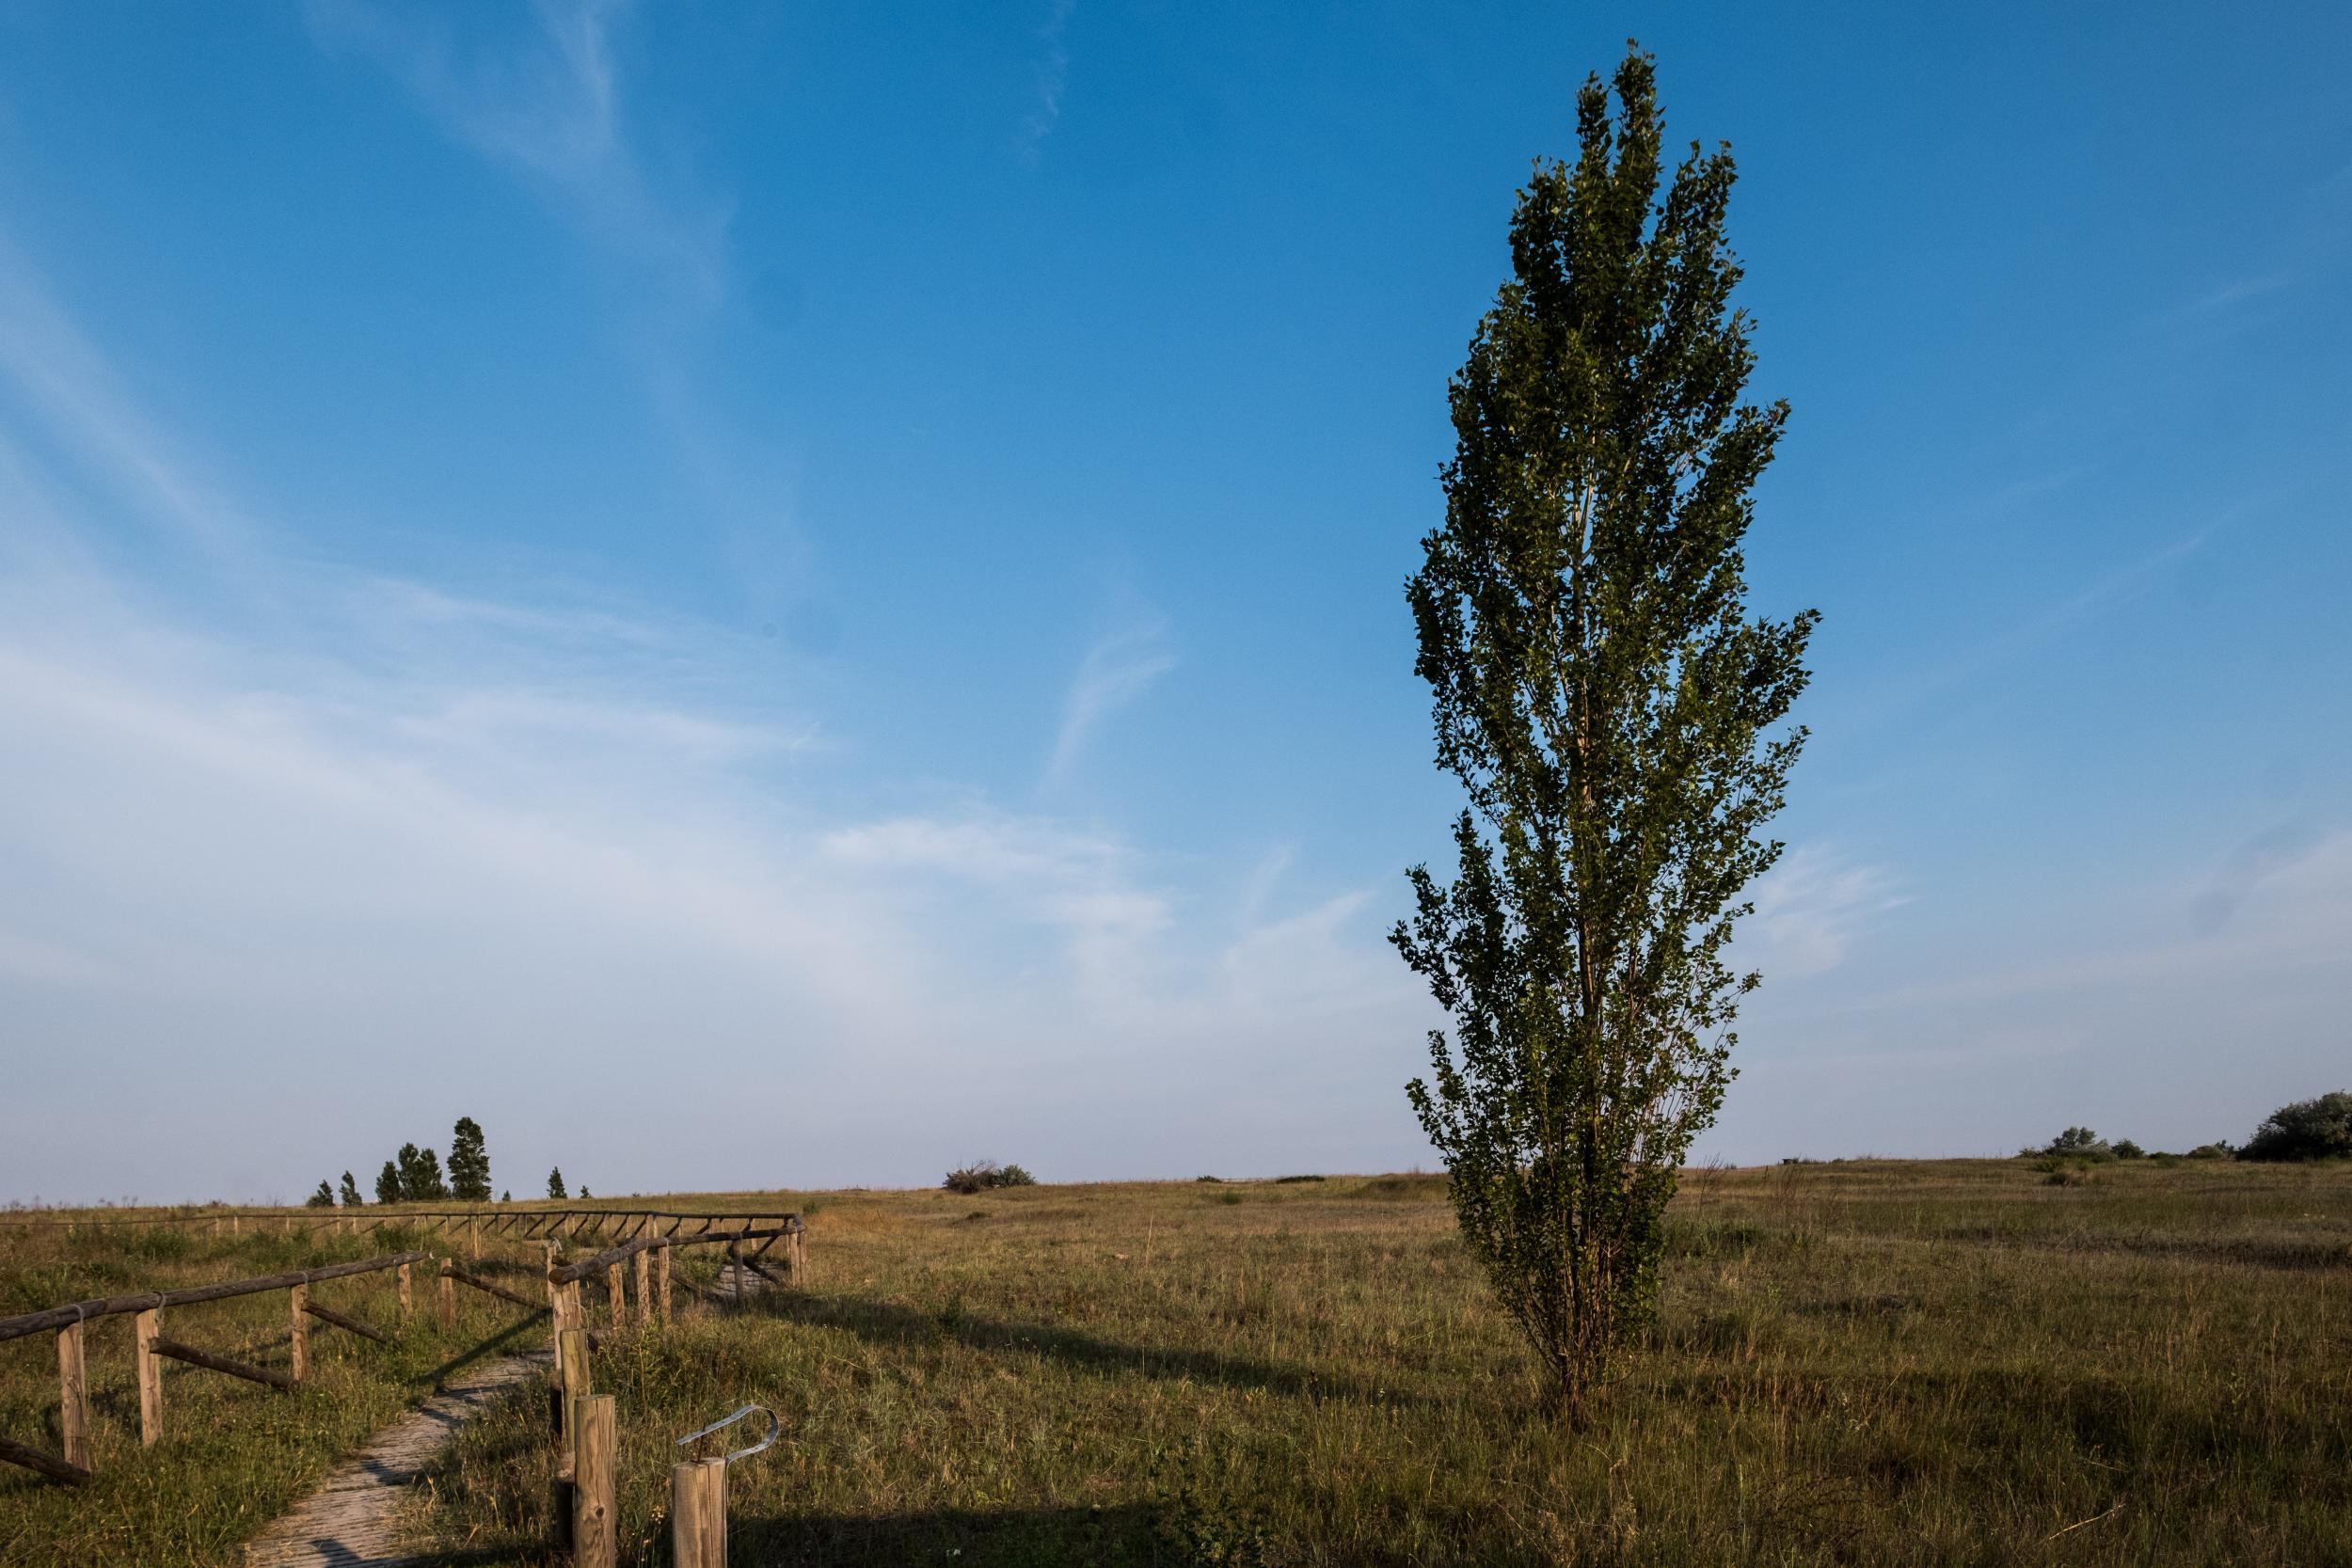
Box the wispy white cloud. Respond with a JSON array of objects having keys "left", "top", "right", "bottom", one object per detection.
[
  {"left": 2194, "top": 272, "right": 2295, "bottom": 312},
  {"left": 0, "top": 238, "right": 256, "bottom": 555},
  {"left": 0, "top": 244, "right": 1411, "bottom": 1200},
  {"left": 1045, "top": 601, "right": 1175, "bottom": 784},
  {"left": 1740, "top": 846, "right": 1905, "bottom": 980},
  {"left": 302, "top": 0, "right": 728, "bottom": 303},
  {"left": 1018, "top": 0, "right": 1078, "bottom": 166}
]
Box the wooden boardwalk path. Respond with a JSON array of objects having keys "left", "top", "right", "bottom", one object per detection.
[{"left": 243, "top": 1349, "right": 550, "bottom": 1568}]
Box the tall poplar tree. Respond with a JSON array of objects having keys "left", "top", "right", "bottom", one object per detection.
[{"left": 1395, "top": 46, "right": 1816, "bottom": 1416}]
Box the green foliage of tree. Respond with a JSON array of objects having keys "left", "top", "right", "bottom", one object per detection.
[
  {"left": 2111, "top": 1139, "right": 2146, "bottom": 1161},
  {"left": 547, "top": 1166, "right": 567, "bottom": 1200},
  {"left": 1393, "top": 46, "right": 1814, "bottom": 1417},
  {"left": 337, "top": 1170, "right": 362, "bottom": 1206},
  {"left": 2037, "top": 1127, "right": 2114, "bottom": 1162},
  {"left": 375, "top": 1160, "right": 402, "bottom": 1205},
  {"left": 396, "top": 1142, "right": 448, "bottom": 1202},
  {"left": 448, "top": 1117, "right": 492, "bottom": 1202},
  {"left": 305, "top": 1180, "right": 335, "bottom": 1209},
  {"left": 2239, "top": 1091, "right": 2352, "bottom": 1162},
  {"left": 944, "top": 1161, "right": 1040, "bottom": 1194}
]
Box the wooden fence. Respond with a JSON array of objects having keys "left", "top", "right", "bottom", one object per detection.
[
  {"left": 541, "top": 1227, "right": 800, "bottom": 1568},
  {"left": 0, "top": 1207, "right": 805, "bottom": 1500}
]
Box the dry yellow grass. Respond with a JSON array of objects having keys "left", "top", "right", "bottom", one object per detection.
[{"left": 6, "top": 1159, "right": 2349, "bottom": 1565}]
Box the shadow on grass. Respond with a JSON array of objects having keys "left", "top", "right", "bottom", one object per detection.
[
  {"left": 748, "top": 1291, "right": 1399, "bottom": 1409},
  {"left": 725, "top": 1499, "right": 1420, "bottom": 1568},
  {"left": 410, "top": 1313, "right": 550, "bottom": 1391}
]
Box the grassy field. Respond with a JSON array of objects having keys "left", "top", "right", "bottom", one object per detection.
[{"left": 6, "top": 1161, "right": 2350, "bottom": 1565}]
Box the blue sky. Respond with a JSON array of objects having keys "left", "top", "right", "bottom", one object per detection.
[{"left": 1, "top": 2, "right": 2346, "bottom": 1203}]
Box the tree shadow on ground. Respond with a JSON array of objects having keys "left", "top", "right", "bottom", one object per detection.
[
  {"left": 409, "top": 1313, "right": 548, "bottom": 1391},
  {"left": 721, "top": 1501, "right": 1166, "bottom": 1568},
  {"left": 724, "top": 1499, "right": 1418, "bottom": 1568},
  {"left": 747, "top": 1291, "right": 1401, "bottom": 1410}
]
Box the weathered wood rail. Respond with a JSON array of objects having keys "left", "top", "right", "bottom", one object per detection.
[
  {"left": 0, "top": 1207, "right": 807, "bottom": 1513},
  {"left": 0, "top": 1250, "right": 429, "bottom": 1482}
]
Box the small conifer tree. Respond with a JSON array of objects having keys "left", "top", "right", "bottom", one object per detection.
[
  {"left": 306, "top": 1180, "right": 335, "bottom": 1208},
  {"left": 448, "top": 1117, "right": 492, "bottom": 1202},
  {"left": 547, "top": 1166, "right": 568, "bottom": 1200}
]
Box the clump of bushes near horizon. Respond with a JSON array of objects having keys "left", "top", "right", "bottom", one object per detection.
[
  {"left": 2020, "top": 1092, "right": 2349, "bottom": 1171},
  {"left": 943, "top": 1161, "right": 1038, "bottom": 1195},
  {"left": 2239, "top": 1092, "right": 2352, "bottom": 1162}
]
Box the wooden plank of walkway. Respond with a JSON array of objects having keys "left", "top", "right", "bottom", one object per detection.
[{"left": 243, "top": 1349, "right": 550, "bottom": 1568}]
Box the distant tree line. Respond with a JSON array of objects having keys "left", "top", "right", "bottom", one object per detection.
[
  {"left": 309, "top": 1117, "right": 506, "bottom": 1206},
  {"left": 2026, "top": 1091, "right": 2352, "bottom": 1166}
]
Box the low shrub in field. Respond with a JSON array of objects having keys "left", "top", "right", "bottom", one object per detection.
[
  {"left": 2239, "top": 1092, "right": 2352, "bottom": 1163},
  {"left": 2186, "top": 1142, "right": 2235, "bottom": 1160},
  {"left": 2113, "top": 1139, "right": 2146, "bottom": 1160},
  {"left": 943, "top": 1161, "right": 1038, "bottom": 1194},
  {"left": 1274, "top": 1174, "right": 1327, "bottom": 1184},
  {"left": 2026, "top": 1127, "right": 2114, "bottom": 1162}
]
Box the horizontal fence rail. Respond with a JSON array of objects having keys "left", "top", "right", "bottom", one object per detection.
[
  {"left": 3, "top": 1205, "right": 810, "bottom": 1499},
  {"left": 0, "top": 1251, "right": 432, "bottom": 1343},
  {"left": 1, "top": 1206, "right": 804, "bottom": 1231},
  {"left": 548, "top": 1224, "right": 799, "bottom": 1285}
]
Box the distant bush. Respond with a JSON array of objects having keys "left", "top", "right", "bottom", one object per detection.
[
  {"left": 2185, "top": 1142, "right": 2234, "bottom": 1161},
  {"left": 2029, "top": 1127, "right": 2114, "bottom": 1162},
  {"left": 2151, "top": 1152, "right": 2181, "bottom": 1168},
  {"left": 2043, "top": 1164, "right": 2093, "bottom": 1187},
  {"left": 2112, "top": 1139, "right": 2146, "bottom": 1160},
  {"left": 1195, "top": 1175, "right": 1224, "bottom": 1183},
  {"left": 2239, "top": 1092, "right": 2352, "bottom": 1163},
  {"left": 943, "top": 1161, "right": 1038, "bottom": 1195},
  {"left": 1274, "top": 1174, "right": 1327, "bottom": 1184}
]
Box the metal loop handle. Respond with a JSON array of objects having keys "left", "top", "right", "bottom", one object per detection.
[{"left": 675, "top": 1402, "right": 780, "bottom": 1465}]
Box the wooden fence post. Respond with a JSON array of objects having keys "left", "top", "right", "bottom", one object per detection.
[
  {"left": 634, "top": 1247, "right": 652, "bottom": 1328},
  {"left": 290, "top": 1283, "right": 309, "bottom": 1383},
  {"left": 729, "top": 1239, "right": 744, "bottom": 1305},
  {"left": 56, "top": 1320, "right": 90, "bottom": 1471},
  {"left": 656, "top": 1243, "right": 672, "bottom": 1324},
  {"left": 607, "top": 1260, "right": 627, "bottom": 1330},
  {"left": 559, "top": 1328, "right": 592, "bottom": 1406},
  {"left": 135, "top": 1307, "right": 163, "bottom": 1446},
  {"left": 671, "top": 1456, "right": 728, "bottom": 1568},
  {"left": 572, "top": 1393, "right": 617, "bottom": 1568},
  {"left": 397, "top": 1261, "right": 412, "bottom": 1325},
  {"left": 438, "top": 1259, "right": 455, "bottom": 1331}
]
